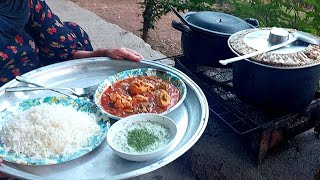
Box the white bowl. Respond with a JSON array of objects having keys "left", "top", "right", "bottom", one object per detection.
[
  {"left": 94, "top": 68, "right": 187, "bottom": 120},
  {"left": 107, "top": 114, "right": 178, "bottom": 161}
]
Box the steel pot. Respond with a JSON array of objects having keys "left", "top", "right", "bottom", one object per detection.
[
  {"left": 171, "top": 11, "right": 259, "bottom": 67},
  {"left": 228, "top": 29, "right": 320, "bottom": 113},
  {"left": 232, "top": 60, "right": 320, "bottom": 113}
]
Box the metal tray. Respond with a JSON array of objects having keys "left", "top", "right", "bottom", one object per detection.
[{"left": 0, "top": 58, "right": 209, "bottom": 179}]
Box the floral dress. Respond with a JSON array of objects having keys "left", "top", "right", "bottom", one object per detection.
[{"left": 0, "top": 0, "right": 93, "bottom": 86}]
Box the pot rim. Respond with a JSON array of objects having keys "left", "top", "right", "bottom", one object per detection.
[{"left": 227, "top": 33, "right": 320, "bottom": 70}]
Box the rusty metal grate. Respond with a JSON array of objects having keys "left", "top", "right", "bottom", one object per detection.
[{"left": 174, "top": 58, "right": 320, "bottom": 135}]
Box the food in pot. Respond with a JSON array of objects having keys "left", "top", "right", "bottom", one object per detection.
[
  {"left": 230, "top": 28, "right": 320, "bottom": 112},
  {"left": 229, "top": 28, "right": 320, "bottom": 66},
  {"left": 100, "top": 76, "right": 180, "bottom": 117}
]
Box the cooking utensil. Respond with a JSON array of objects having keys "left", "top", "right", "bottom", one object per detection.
[
  {"left": 169, "top": 5, "right": 189, "bottom": 26},
  {"left": 219, "top": 31, "right": 320, "bottom": 65},
  {"left": 5, "top": 84, "right": 98, "bottom": 97},
  {"left": 171, "top": 10, "right": 259, "bottom": 67},
  {"left": 14, "top": 76, "right": 78, "bottom": 98},
  {"left": 268, "top": 27, "right": 289, "bottom": 45},
  {"left": 232, "top": 59, "right": 320, "bottom": 113},
  {"left": 227, "top": 28, "right": 320, "bottom": 113}
]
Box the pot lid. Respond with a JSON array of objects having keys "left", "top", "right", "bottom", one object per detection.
[
  {"left": 228, "top": 28, "right": 320, "bottom": 67},
  {"left": 184, "top": 11, "right": 252, "bottom": 35}
]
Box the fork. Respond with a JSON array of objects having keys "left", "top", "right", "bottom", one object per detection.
[
  {"left": 5, "top": 85, "right": 98, "bottom": 98},
  {"left": 6, "top": 76, "right": 98, "bottom": 98}
]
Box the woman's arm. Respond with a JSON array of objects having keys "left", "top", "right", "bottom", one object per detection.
[
  {"left": 71, "top": 48, "right": 144, "bottom": 62},
  {"left": 26, "top": 0, "right": 143, "bottom": 63}
]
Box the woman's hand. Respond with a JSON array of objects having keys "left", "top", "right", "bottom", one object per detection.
[
  {"left": 71, "top": 47, "right": 144, "bottom": 62},
  {"left": 98, "top": 48, "right": 144, "bottom": 62}
]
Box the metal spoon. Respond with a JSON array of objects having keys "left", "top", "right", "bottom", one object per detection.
[
  {"left": 219, "top": 31, "right": 320, "bottom": 65},
  {"left": 13, "top": 76, "right": 78, "bottom": 98},
  {"left": 5, "top": 84, "right": 98, "bottom": 98},
  {"left": 268, "top": 27, "right": 289, "bottom": 45}
]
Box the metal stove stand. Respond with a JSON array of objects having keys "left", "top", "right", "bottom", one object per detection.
[{"left": 174, "top": 58, "right": 320, "bottom": 164}]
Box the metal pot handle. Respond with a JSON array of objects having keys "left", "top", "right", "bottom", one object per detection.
[
  {"left": 172, "top": 20, "right": 192, "bottom": 34},
  {"left": 244, "top": 18, "right": 259, "bottom": 28}
]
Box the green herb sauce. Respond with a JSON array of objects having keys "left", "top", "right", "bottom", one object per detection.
[
  {"left": 113, "top": 122, "right": 172, "bottom": 153},
  {"left": 127, "top": 128, "right": 158, "bottom": 152}
]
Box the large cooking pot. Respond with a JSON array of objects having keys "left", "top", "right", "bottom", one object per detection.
[
  {"left": 233, "top": 60, "right": 320, "bottom": 113},
  {"left": 229, "top": 29, "right": 320, "bottom": 113},
  {"left": 171, "top": 11, "right": 259, "bottom": 67}
]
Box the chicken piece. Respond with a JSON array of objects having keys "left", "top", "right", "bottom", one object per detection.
[
  {"left": 132, "top": 94, "right": 148, "bottom": 102},
  {"left": 124, "top": 109, "right": 134, "bottom": 113},
  {"left": 109, "top": 93, "right": 132, "bottom": 109},
  {"left": 109, "top": 93, "right": 118, "bottom": 102},
  {"left": 132, "top": 94, "right": 150, "bottom": 113},
  {"left": 136, "top": 102, "right": 150, "bottom": 113},
  {"left": 158, "top": 82, "right": 169, "bottom": 91},
  {"left": 156, "top": 89, "right": 171, "bottom": 108},
  {"left": 144, "top": 82, "right": 154, "bottom": 90},
  {"left": 129, "top": 80, "right": 154, "bottom": 95}
]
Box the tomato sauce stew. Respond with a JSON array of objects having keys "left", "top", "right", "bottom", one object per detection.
[{"left": 101, "top": 76, "right": 180, "bottom": 117}]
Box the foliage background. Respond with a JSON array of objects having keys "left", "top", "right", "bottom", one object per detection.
[{"left": 140, "top": 0, "right": 320, "bottom": 41}]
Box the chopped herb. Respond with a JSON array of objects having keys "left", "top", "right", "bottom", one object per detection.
[{"left": 127, "top": 128, "right": 158, "bottom": 152}]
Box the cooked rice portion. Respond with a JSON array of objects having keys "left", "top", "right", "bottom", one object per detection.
[
  {"left": 229, "top": 28, "right": 320, "bottom": 67},
  {"left": 0, "top": 104, "right": 100, "bottom": 158}
]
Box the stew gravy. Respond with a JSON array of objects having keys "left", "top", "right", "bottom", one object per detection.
[{"left": 101, "top": 76, "right": 180, "bottom": 117}]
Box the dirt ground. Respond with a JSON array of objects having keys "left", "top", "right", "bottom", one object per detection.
[{"left": 70, "top": 0, "right": 182, "bottom": 57}]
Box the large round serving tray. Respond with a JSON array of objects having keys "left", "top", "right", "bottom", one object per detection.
[{"left": 0, "top": 57, "right": 209, "bottom": 179}]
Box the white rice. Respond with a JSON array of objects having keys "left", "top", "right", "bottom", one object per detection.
[{"left": 0, "top": 104, "right": 100, "bottom": 158}]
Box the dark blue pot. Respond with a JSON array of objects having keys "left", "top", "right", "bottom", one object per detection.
[
  {"left": 171, "top": 11, "right": 259, "bottom": 68},
  {"left": 233, "top": 60, "right": 320, "bottom": 113}
]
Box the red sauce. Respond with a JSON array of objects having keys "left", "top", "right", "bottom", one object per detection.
[{"left": 100, "top": 76, "right": 180, "bottom": 117}]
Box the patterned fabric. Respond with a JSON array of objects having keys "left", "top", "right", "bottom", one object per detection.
[{"left": 0, "top": 0, "right": 93, "bottom": 86}]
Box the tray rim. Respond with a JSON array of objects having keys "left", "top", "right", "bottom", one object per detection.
[{"left": 0, "top": 57, "right": 209, "bottom": 179}]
